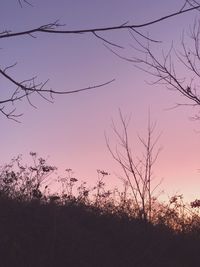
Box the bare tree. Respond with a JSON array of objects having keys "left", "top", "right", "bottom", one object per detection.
[
  {"left": 106, "top": 110, "right": 162, "bottom": 221},
  {"left": 1, "top": 1, "right": 200, "bottom": 120}
]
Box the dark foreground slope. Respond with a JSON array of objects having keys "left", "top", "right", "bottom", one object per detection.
[{"left": 0, "top": 196, "right": 200, "bottom": 267}]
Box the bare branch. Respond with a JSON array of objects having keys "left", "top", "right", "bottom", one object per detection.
[
  {"left": 1, "top": 1, "right": 200, "bottom": 120},
  {"left": 18, "top": 0, "right": 33, "bottom": 8},
  {"left": 112, "top": 25, "right": 200, "bottom": 113},
  {"left": 1, "top": 3, "right": 200, "bottom": 40},
  {"left": 92, "top": 32, "right": 124, "bottom": 49},
  {"left": 0, "top": 64, "right": 114, "bottom": 120}
]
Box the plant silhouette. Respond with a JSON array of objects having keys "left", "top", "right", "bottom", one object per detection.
[{"left": 0, "top": 153, "right": 200, "bottom": 267}]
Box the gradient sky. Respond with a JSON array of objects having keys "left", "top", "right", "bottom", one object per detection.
[{"left": 1, "top": 0, "right": 200, "bottom": 202}]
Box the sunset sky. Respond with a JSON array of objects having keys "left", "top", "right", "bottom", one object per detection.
[{"left": 1, "top": 0, "right": 200, "bottom": 202}]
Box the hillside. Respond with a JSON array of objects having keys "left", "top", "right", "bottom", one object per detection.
[{"left": 0, "top": 195, "right": 200, "bottom": 267}]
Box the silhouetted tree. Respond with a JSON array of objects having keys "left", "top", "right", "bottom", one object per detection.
[{"left": 106, "top": 110, "right": 162, "bottom": 221}]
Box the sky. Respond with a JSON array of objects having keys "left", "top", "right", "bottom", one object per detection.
[{"left": 1, "top": 0, "right": 200, "bottom": 202}]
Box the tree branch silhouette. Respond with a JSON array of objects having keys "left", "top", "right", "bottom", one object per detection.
[
  {"left": 2, "top": 3, "right": 200, "bottom": 39},
  {"left": 0, "top": 64, "right": 114, "bottom": 121},
  {"left": 1, "top": 0, "right": 200, "bottom": 121},
  {"left": 124, "top": 19, "right": 200, "bottom": 119}
]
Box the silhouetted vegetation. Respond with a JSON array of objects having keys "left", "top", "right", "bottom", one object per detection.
[{"left": 0, "top": 153, "right": 200, "bottom": 267}]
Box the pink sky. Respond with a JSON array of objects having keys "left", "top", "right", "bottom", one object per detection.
[{"left": 1, "top": 0, "right": 200, "bottom": 202}]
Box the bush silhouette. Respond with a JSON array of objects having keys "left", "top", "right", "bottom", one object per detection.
[{"left": 0, "top": 154, "right": 200, "bottom": 267}]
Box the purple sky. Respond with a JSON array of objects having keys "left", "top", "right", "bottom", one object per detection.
[{"left": 1, "top": 0, "right": 200, "bottom": 201}]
